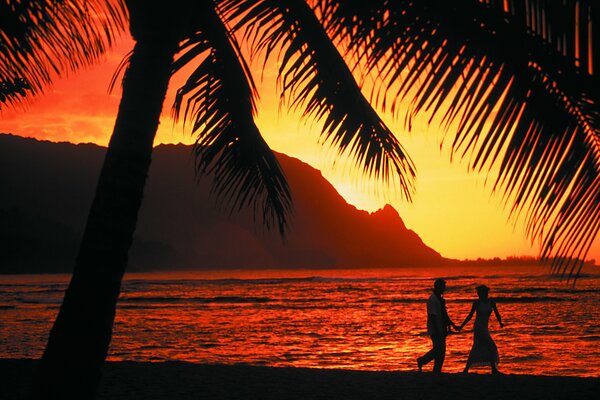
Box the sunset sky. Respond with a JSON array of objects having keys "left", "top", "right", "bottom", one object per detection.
[{"left": 1, "top": 33, "right": 598, "bottom": 263}]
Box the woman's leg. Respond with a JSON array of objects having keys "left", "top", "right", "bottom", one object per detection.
[
  {"left": 463, "top": 360, "right": 471, "bottom": 373},
  {"left": 491, "top": 363, "right": 504, "bottom": 374}
]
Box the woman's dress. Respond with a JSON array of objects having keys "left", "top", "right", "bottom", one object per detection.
[{"left": 467, "top": 300, "right": 499, "bottom": 366}]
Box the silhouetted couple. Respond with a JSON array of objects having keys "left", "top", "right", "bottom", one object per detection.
[{"left": 417, "top": 279, "right": 504, "bottom": 374}]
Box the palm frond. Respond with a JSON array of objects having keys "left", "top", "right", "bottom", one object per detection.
[
  {"left": 220, "top": 0, "right": 416, "bottom": 200},
  {"left": 0, "top": 78, "right": 30, "bottom": 104},
  {"left": 0, "top": 0, "right": 127, "bottom": 108},
  {"left": 319, "top": 0, "right": 600, "bottom": 279},
  {"left": 172, "top": 1, "right": 292, "bottom": 235}
]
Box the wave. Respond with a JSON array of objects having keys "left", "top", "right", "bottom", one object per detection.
[
  {"left": 120, "top": 275, "right": 600, "bottom": 290},
  {"left": 115, "top": 294, "right": 580, "bottom": 306},
  {"left": 16, "top": 297, "right": 61, "bottom": 305},
  {"left": 122, "top": 275, "right": 511, "bottom": 288},
  {"left": 123, "top": 276, "right": 363, "bottom": 285},
  {"left": 578, "top": 335, "right": 600, "bottom": 341},
  {"left": 123, "top": 277, "right": 392, "bottom": 287},
  {"left": 0, "top": 283, "right": 67, "bottom": 289},
  {"left": 493, "top": 296, "right": 576, "bottom": 303},
  {"left": 4, "top": 288, "right": 65, "bottom": 296},
  {"left": 495, "top": 287, "right": 599, "bottom": 294},
  {"left": 365, "top": 296, "right": 579, "bottom": 304},
  {"left": 507, "top": 355, "right": 544, "bottom": 362},
  {"left": 119, "top": 296, "right": 273, "bottom": 304},
  {"left": 575, "top": 272, "right": 600, "bottom": 279}
]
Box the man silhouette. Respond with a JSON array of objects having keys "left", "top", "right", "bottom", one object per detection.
[{"left": 417, "top": 278, "right": 458, "bottom": 373}]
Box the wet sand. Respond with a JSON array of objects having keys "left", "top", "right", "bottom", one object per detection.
[{"left": 3, "top": 358, "right": 598, "bottom": 400}]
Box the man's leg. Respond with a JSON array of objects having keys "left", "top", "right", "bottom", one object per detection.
[
  {"left": 432, "top": 335, "right": 446, "bottom": 373},
  {"left": 417, "top": 335, "right": 437, "bottom": 370}
]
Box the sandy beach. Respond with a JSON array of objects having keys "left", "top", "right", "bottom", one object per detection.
[{"left": 3, "top": 359, "right": 598, "bottom": 400}]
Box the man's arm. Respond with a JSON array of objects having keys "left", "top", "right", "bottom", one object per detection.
[
  {"left": 428, "top": 313, "right": 444, "bottom": 337},
  {"left": 442, "top": 302, "right": 459, "bottom": 331}
]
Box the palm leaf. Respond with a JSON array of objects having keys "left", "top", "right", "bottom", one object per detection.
[
  {"left": 0, "top": 0, "right": 126, "bottom": 108},
  {"left": 220, "top": 0, "right": 416, "bottom": 200},
  {"left": 0, "top": 78, "right": 30, "bottom": 104},
  {"left": 172, "top": 1, "right": 292, "bottom": 235},
  {"left": 319, "top": 0, "right": 599, "bottom": 280}
]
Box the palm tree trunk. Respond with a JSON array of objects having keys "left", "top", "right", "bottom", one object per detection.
[{"left": 32, "top": 36, "right": 179, "bottom": 399}]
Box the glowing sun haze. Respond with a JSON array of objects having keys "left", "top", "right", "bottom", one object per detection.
[{"left": 1, "top": 33, "right": 598, "bottom": 262}]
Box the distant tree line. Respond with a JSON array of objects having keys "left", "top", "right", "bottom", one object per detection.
[{"left": 452, "top": 256, "right": 596, "bottom": 267}]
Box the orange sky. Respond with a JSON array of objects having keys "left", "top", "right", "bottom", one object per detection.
[{"left": 1, "top": 33, "right": 598, "bottom": 262}]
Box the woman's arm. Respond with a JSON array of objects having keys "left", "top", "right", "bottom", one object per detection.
[
  {"left": 459, "top": 302, "right": 477, "bottom": 330},
  {"left": 492, "top": 300, "right": 504, "bottom": 328}
]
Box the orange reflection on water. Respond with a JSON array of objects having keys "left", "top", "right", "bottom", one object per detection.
[{"left": 1, "top": 266, "right": 599, "bottom": 376}]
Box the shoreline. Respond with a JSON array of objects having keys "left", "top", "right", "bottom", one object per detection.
[{"left": 4, "top": 359, "right": 599, "bottom": 400}]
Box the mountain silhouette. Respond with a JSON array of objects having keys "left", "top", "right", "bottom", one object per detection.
[{"left": 0, "top": 133, "right": 443, "bottom": 273}]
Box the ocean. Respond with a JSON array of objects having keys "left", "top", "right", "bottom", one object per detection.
[{"left": 1, "top": 265, "right": 599, "bottom": 377}]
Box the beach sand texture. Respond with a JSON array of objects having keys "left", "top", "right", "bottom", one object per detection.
[{"left": 4, "top": 359, "right": 599, "bottom": 400}]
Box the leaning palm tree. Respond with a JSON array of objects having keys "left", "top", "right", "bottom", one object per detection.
[
  {"left": 0, "top": 0, "right": 126, "bottom": 108},
  {"left": 32, "top": 0, "right": 415, "bottom": 398},
  {"left": 30, "top": 0, "right": 598, "bottom": 398}
]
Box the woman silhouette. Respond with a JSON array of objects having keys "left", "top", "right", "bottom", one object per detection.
[{"left": 459, "top": 285, "right": 504, "bottom": 374}]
